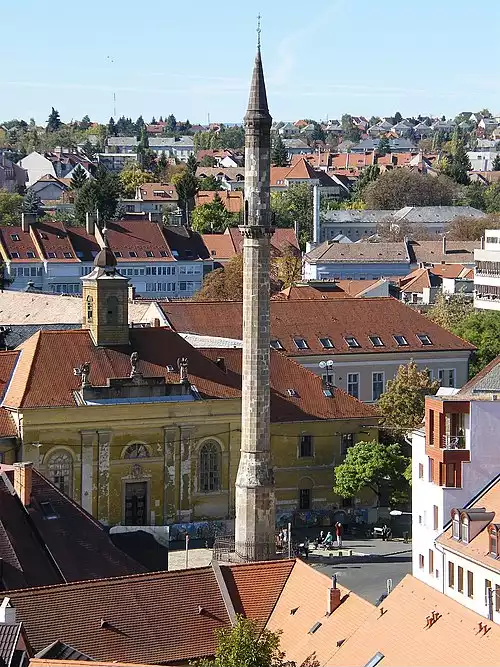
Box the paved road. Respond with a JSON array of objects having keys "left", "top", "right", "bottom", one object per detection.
[{"left": 309, "top": 537, "right": 412, "bottom": 605}]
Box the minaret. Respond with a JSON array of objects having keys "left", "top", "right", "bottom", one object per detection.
[{"left": 234, "top": 29, "right": 275, "bottom": 562}]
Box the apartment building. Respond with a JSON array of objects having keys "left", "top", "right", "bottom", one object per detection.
[{"left": 474, "top": 229, "right": 500, "bottom": 310}]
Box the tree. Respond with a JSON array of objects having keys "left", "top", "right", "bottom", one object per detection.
[
  {"left": 22, "top": 188, "right": 42, "bottom": 216},
  {"left": 195, "top": 254, "right": 244, "bottom": 301},
  {"left": 46, "top": 107, "right": 61, "bottom": 133},
  {"left": 271, "top": 244, "right": 302, "bottom": 289},
  {"left": 446, "top": 212, "right": 498, "bottom": 240},
  {"left": 393, "top": 111, "right": 403, "bottom": 124},
  {"left": 484, "top": 182, "right": 500, "bottom": 212},
  {"left": 172, "top": 168, "right": 199, "bottom": 223},
  {"left": 191, "top": 194, "right": 234, "bottom": 233},
  {"left": 442, "top": 138, "right": 471, "bottom": 185},
  {"left": 451, "top": 310, "right": 500, "bottom": 376},
  {"left": 361, "top": 169, "right": 456, "bottom": 209},
  {"left": 0, "top": 191, "right": 23, "bottom": 225},
  {"left": 376, "top": 136, "right": 390, "bottom": 156},
  {"left": 80, "top": 115, "right": 91, "bottom": 130},
  {"left": 200, "top": 155, "right": 217, "bottom": 167},
  {"left": 107, "top": 117, "right": 117, "bottom": 137},
  {"left": 271, "top": 135, "right": 288, "bottom": 167},
  {"left": 334, "top": 441, "right": 410, "bottom": 507},
  {"left": 462, "top": 181, "right": 486, "bottom": 211},
  {"left": 136, "top": 127, "right": 155, "bottom": 170},
  {"left": 311, "top": 123, "right": 325, "bottom": 143},
  {"left": 427, "top": 291, "right": 473, "bottom": 331},
  {"left": 354, "top": 165, "right": 380, "bottom": 199},
  {"left": 493, "top": 154, "right": 500, "bottom": 171},
  {"left": 341, "top": 114, "right": 361, "bottom": 142},
  {"left": 80, "top": 139, "right": 98, "bottom": 162},
  {"left": 271, "top": 182, "right": 314, "bottom": 248},
  {"left": 199, "top": 175, "right": 222, "bottom": 191},
  {"left": 165, "top": 114, "right": 177, "bottom": 135},
  {"left": 75, "top": 165, "right": 120, "bottom": 224},
  {"left": 119, "top": 164, "right": 154, "bottom": 198},
  {"left": 378, "top": 361, "right": 440, "bottom": 435},
  {"left": 70, "top": 164, "right": 88, "bottom": 190},
  {"left": 186, "top": 153, "right": 198, "bottom": 175},
  {"left": 134, "top": 116, "right": 145, "bottom": 135},
  {"left": 195, "top": 615, "right": 288, "bottom": 667}
]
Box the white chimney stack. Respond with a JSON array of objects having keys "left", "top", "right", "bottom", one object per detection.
[
  {"left": 0, "top": 598, "right": 16, "bottom": 624},
  {"left": 313, "top": 185, "right": 321, "bottom": 245}
]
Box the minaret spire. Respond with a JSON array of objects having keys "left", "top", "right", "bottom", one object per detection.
[{"left": 235, "top": 34, "right": 275, "bottom": 562}]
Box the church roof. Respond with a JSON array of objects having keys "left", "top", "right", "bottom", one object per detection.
[{"left": 245, "top": 47, "right": 271, "bottom": 122}]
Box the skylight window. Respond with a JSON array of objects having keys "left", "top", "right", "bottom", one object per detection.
[
  {"left": 319, "top": 337, "right": 334, "bottom": 349},
  {"left": 26, "top": 251, "right": 35, "bottom": 258},
  {"left": 345, "top": 336, "right": 360, "bottom": 348},
  {"left": 63, "top": 252, "right": 72, "bottom": 259},
  {"left": 394, "top": 335, "right": 409, "bottom": 346},
  {"left": 129, "top": 251, "right": 138, "bottom": 258},
  {"left": 10, "top": 252, "right": 19, "bottom": 259},
  {"left": 369, "top": 336, "right": 384, "bottom": 347},
  {"left": 145, "top": 250, "right": 154, "bottom": 257},
  {"left": 417, "top": 334, "right": 433, "bottom": 346},
  {"left": 40, "top": 501, "right": 58, "bottom": 519},
  {"left": 287, "top": 388, "right": 298, "bottom": 397},
  {"left": 293, "top": 338, "right": 309, "bottom": 350},
  {"left": 10, "top": 234, "right": 20, "bottom": 241},
  {"left": 160, "top": 250, "right": 168, "bottom": 257},
  {"left": 47, "top": 252, "right": 56, "bottom": 258},
  {"left": 114, "top": 251, "right": 122, "bottom": 258},
  {"left": 270, "top": 340, "right": 284, "bottom": 350}
]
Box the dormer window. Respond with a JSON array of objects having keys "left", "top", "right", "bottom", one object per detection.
[
  {"left": 145, "top": 251, "right": 154, "bottom": 257},
  {"left": 344, "top": 336, "right": 360, "bottom": 348},
  {"left": 394, "top": 335, "right": 409, "bottom": 346},
  {"left": 64, "top": 252, "right": 72, "bottom": 259},
  {"left": 26, "top": 251, "right": 35, "bottom": 258},
  {"left": 293, "top": 338, "right": 309, "bottom": 350},
  {"left": 10, "top": 234, "right": 20, "bottom": 241},
  {"left": 270, "top": 339, "right": 283, "bottom": 350},
  {"left": 369, "top": 335, "right": 384, "bottom": 347},
  {"left": 114, "top": 251, "right": 122, "bottom": 258},
  {"left": 489, "top": 525, "right": 499, "bottom": 558},
  {"left": 160, "top": 251, "right": 168, "bottom": 257},
  {"left": 417, "top": 334, "right": 432, "bottom": 346},
  {"left": 47, "top": 252, "right": 56, "bottom": 258},
  {"left": 452, "top": 511, "right": 460, "bottom": 540},
  {"left": 10, "top": 252, "right": 20, "bottom": 259},
  {"left": 129, "top": 251, "right": 138, "bottom": 258},
  {"left": 461, "top": 514, "right": 469, "bottom": 544},
  {"left": 319, "top": 337, "right": 334, "bottom": 349}
]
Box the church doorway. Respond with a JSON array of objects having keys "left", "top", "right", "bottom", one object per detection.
[{"left": 124, "top": 481, "right": 148, "bottom": 525}]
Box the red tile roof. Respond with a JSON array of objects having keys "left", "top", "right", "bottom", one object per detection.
[
  {"left": 272, "top": 284, "right": 350, "bottom": 300},
  {"left": 195, "top": 190, "right": 243, "bottom": 213},
  {"left": 227, "top": 227, "right": 299, "bottom": 255},
  {"left": 66, "top": 227, "right": 100, "bottom": 263},
  {"left": 103, "top": 220, "right": 172, "bottom": 261},
  {"left": 0, "top": 227, "right": 41, "bottom": 263},
  {"left": 159, "top": 298, "right": 474, "bottom": 356},
  {"left": 136, "top": 183, "right": 178, "bottom": 201},
  {"left": 201, "top": 233, "right": 237, "bottom": 260},
  {"left": 31, "top": 221, "right": 79, "bottom": 263}
]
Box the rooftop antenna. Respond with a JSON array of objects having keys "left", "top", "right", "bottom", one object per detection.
[
  {"left": 113, "top": 92, "right": 117, "bottom": 119},
  {"left": 257, "top": 13, "right": 262, "bottom": 48}
]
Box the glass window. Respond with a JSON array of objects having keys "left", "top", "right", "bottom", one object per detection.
[
  {"left": 270, "top": 340, "right": 283, "bottom": 350},
  {"left": 489, "top": 528, "right": 498, "bottom": 556},
  {"left": 299, "top": 434, "right": 313, "bottom": 458},
  {"left": 47, "top": 450, "right": 73, "bottom": 496},
  {"left": 341, "top": 433, "right": 354, "bottom": 455},
  {"left": 86, "top": 295, "right": 93, "bottom": 322},
  {"left": 319, "top": 337, "right": 334, "bottom": 349},
  {"left": 467, "top": 570, "right": 474, "bottom": 598},
  {"left": 433, "top": 505, "right": 439, "bottom": 530},
  {"left": 448, "top": 561, "right": 454, "bottom": 588},
  {"left": 372, "top": 372, "right": 384, "bottom": 401},
  {"left": 419, "top": 463, "right": 424, "bottom": 479},
  {"left": 429, "top": 548, "right": 434, "bottom": 575},
  {"left": 394, "top": 335, "right": 409, "bottom": 346},
  {"left": 106, "top": 295, "right": 119, "bottom": 325},
  {"left": 369, "top": 335, "right": 384, "bottom": 347},
  {"left": 199, "top": 440, "right": 221, "bottom": 492},
  {"left": 347, "top": 373, "right": 359, "bottom": 399},
  {"left": 452, "top": 514, "right": 460, "bottom": 539},
  {"left": 299, "top": 488, "right": 311, "bottom": 510},
  {"left": 26, "top": 251, "right": 35, "bottom": 258},
  {"left": 485, "top": 579, "right": 492, "bottom": 606},
  {"left": 344, "top": 336, "right": 360, "bottom": 348},
  {"left": 124, "top": 444, "right": 149, "bottom": 458},
  {"left": 293, "top": 338, "right": 309, "bottom": 350},
  {"left": 419, "top": 554, "right": 424, "bottom": 569},
  {"left": 458, "top": 566, "right": 464, "bottom": 593},
  {"left": 417, "top": 334, "right": 433, "bottom": 346},
  {"left": 438, "top": 369, "right": 456, "bottom": 388},
  {"left": 461, "top": 516, "right": 469, "bottom": 543}
]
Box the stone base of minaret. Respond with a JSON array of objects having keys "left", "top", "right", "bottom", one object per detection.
[{"left": 234, "top": 452, "right": 276, "bottom": 561}]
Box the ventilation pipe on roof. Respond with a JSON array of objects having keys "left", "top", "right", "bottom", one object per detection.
[
  {"left": 313, "top": 185, "right": 321, "bottom": 245},
  {"left": 0, "top": 598, "right": 15, "bottom": 625},
  {"left": 442, "top": 235, "right": 447, "bottom": 255}
]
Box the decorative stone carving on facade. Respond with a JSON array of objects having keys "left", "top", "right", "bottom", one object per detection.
[
  {"left": 177, "top": 357, "right": 189, "bottom": 384},
  {"left": 74, "top": 362, "right": 91, "bottom": 388}
]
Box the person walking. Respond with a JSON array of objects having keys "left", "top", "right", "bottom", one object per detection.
[{"left": 335, "top": 521, "right": 343, "bottom": 548}]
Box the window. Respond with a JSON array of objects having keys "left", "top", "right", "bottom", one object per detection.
[
  {"left": 467, "top": 570, "right": 474, "bottom": 598},
  {"left": 299, "top": 488, "right": 311, "bottom": 510},
  {"left": 146, "top": 250, "right": 154, "bottom": 257},
  {"left": 129, "top": 251, "right": 138, "bottom": 258},
  {"left": 63, "top": 252, "right": 72, "bottom": 259},
  {"left": 270, "top": 339, "right": 283, "bottom": 350},
  {"left": 47, "top": 252, "right": 56, "bottom": 258},
  {"left": 372, "top": 372, "right": 384, "bottom": 401},
  {"left": 458, "top": 566, "right": 464, "bottom": 593},
  {"left": 347, "top": 373, "right": 359, "bottom": 399},
  {"left": 344, "top": 336, "right": 360, "bottom": 348},
  {"left": 496, "top": 585, "right": 500, "bottom": 613},
  {"left": 160, "top": 250, "right": 168, "bottom": 257},
  {"left": 419, "top": 463, "right": 424, "bottom": 479},
  {"left": 489, "top": 526, "right": 498, "bottom": 557},
  {"left": 341, "top": 433, "right": 354, "bottom": 455},
  {"left": 124, "top": 444, "right": 149, "bottom": 458},
  {"left": 419, "top": 554, "right": 424, "bottom": 569},
  {"left": 319, "top": 337, "right": 334, "bottom": 349},
  {"left": 10, "top": 234, "right": 19, "bottom": 241},
  {"left": 47, "top": 450, "right": 73, "bottom": 496},
  {"left": 293, "top": 338, "right": 309, "bottom": 350},
  {"left": 438, "top": 369, "right": 456, "bottom": 388},
  {"left": 26, "top": 251, "right": 35, "bottom": 258},
  {"left": 394, "top": 335, "right": 409, "bottom": 346},
  {"left": 429, "top": 457, "right": 435, "bottom": 482},
  {"left": 10, "top": 252, "right": 19, "bottom": 259},
  {"left": 485, "top": 579, "right": 492, "bottom": 606},
  {"left": 40, "top": 501, "right": 58, "bottom": 519},
  {"left": 299, "top": 434, "right": 313, "bottom": 458},
  {"left": 417, "top": 334, "right": 433, "bottom": 346},
  {"left": 106, "top": 295, "right": 120, "bottom": 325},
  {"left": 199, "top": 440, "right": 221, "bottom": 492},
  {"left": 86, "top": 295, "right": 93, "bottom": 322},
  {"left": 433, "top": 505, "right": 439, "bottom": 531},
  {"left": 429, "top": 549, "right": 434, "bottom": 575},
  {"left": 452, "top": 512, "right": 460, "bottom": 539},
  {"left": 114, "top": 251, "right": 122, "bottom": 258},
  {"left": 369, "top": 335, "right": 384, "bottom": 347},
  {"left": 461, "top": 515, "right": 469, "bottom": 543},
  {"left": 448, "top": 561, "right": 455, "bottom": 588}
]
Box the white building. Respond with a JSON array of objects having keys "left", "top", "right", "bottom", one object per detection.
[
  {"left": 474, "top": 229, "right": 500, "bottom": 309},
  {"left": 467, "top": 151, "right": 500, "bottom": 172},
  {"left": 412, "top": 362, "right": 500, "bottom": 619}
]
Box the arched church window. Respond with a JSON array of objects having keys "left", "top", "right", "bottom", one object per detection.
[
  {"left": 199, "top": 440, "right": 221, "bottom": 492},
  {"left": 124, "top": 443, "right": 150, "bottom": 459},
  {"left": 106, "top": 295, "right": 119, "bottom": 325},
  {"left": 47, "top": 450, "right": 73, "bottom": 495},
  {"left": 86, "top": 295, "right": 93, "bottom": 322}
]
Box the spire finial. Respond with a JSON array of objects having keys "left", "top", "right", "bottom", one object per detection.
[{"left": 257, "top": 14, "right": 261, "bottom": 49}]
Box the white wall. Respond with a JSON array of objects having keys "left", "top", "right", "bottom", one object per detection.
[{"left": 18, "top": 152, "right": 55, "bottom": 186}]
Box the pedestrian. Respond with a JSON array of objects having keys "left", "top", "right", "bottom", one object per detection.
[
  {"left": 303, "top": 537, "right": 310, "bottom": 560},
  {"left": 382, "top": 524, "right": 388, "bottom": 541},
  {"left": 322, "top": 531, "right": 333, "bottom": 547},
  {"left": 335, "top": 521, "right": 343, "bottom": 548}
]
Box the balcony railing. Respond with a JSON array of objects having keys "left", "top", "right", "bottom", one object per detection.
[{"left": 442, "top": 434, "right": 466, "bottom": 450}]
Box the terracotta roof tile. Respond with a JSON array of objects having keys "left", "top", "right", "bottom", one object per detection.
[
  {"left": 329, "top": 574, "right": 500, "bottom": 666},
  {"left": 104, "top": 220, "right": 172, "bottom": 261},
  {"left": 32, "top": 221, "right": 79, "bottom": 263},
  {"left": 227, "top": 227, "right": 299, "bottom": 255},
  {"left": 272, "top": 284, "right": 349, "bottom": 300},
  {"left": 201, "top": 233, "right": 237, "bottom": 260},
  {"left": 159, "top": 298, "right": 474, "bottom": 355},
  {"left": 136, "top": 183, "right": 178, "bottom": 201},
  {"left": 195, "top": 190, "right": 243, "bottom": 213},
  {"left": 0, "top": 227, "right": 41, "bottom": 263}
]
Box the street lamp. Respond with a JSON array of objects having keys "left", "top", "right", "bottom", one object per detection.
[
  {"left": 389, "top": 510, "right": 412, "bottom": 516},
  {"left": 319, "top": 359, "right": 334, "bottom": 385}
]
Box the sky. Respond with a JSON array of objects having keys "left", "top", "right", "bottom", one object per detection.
[{"left": 2, "top": 0, "right": 500, "bottom": 126}]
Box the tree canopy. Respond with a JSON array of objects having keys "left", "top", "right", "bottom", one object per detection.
[
  {"left": 361, "top": 169, "right": 456, "bottom": 209},
  {"left": 119, "top": 164, "right": 154, "bottom": 198},
  {"left": 271, "top": 182, "right": 314, "bottom": 248},
  {"left": 452, "top": 310, "right": 500, "bottom": 377},
  {"left": 191, "top": 194, "right": 235, "bottom": 233},
  {"left": 378, "top": 361, "right": 440, "bottom": 435},
  {"left": 334, "top": 441, "right": 410, "bottom": 507},
  {"left": 0, "top": 191, "right": 23, "bottom": 225},
  {"left": 427, "top": 292, "right": 473, "bottom": 331},
  {"left": 70, "top": 164, "right": 88, "bottom": 190},
  {"left": 172, "top": 168, "right": 199, "bottom": 223},
  {"left": 446, "top": 212, "right": 499, "bottom": 240},
  {"left": 194, "top": 254, "right": 244, "bottom": 301},
  {"left": 271, "top": 135, "right": 288, "bottom": 167},
  {"left": 75, "top": 165, "right": 120, "bottom": 224},
  {"left": 22, "top": 188, "right": 42, "bottom": 217},
  {"left": 46, "top": 107, "right": 61, "bottom": 133}
]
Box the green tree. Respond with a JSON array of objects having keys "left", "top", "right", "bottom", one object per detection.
[
  {"left": 452, "top": 310, "right": 500, "bottom": 376},
  {"left": 80, "top": 139, "right": 98, "bottom": 162},
  {"left": 393, "top": 111, "right": 403, "bottom": 124},
  {"left": 75, "top": 165, "right": 120, "bottom": 224},
  {"left": 70, "top": 164, "right": 88, "bottom": 190},
  {"left": 427, "top": 291, "right": 473, "bottom": 331},
  {"left": 361, "top": 169, "right": 456, "bottom": 209},
  {"left": 218, "top": 125, "right": 245, "bottom": 150},
  {"left": 191, "top": 193, "right": 234, "bottom": 233},
  {"left": 119, "top": 164, "right": 154, "bottom": 198},
  {"left": 271, "top": 244, "right": 302, "bottom": 289},
  {"left": 46, "top": 107, "right": 61, "bottom": 133},
  {"left": 334, "top": 441, "right": 410, "bottom": 507},
  {"left": 0, "top": 191, "right": 23, "bottom": 225},
  {"left": 22, "top": 188, "right": 42, "bottom": 216},
  {"left": 165, "top": 114, "right": 177, "bottom": 135},
  {"left": 484, "top": 182, "right": 500, "bottom": 212},
  {"left": 376, "top": 136, "right": 390, "bottom": 156},
  {"left": 493, "top": 154, "right": 500, "bottom": 171},
  {"left": 107, "top": 117, "right": 117, "bottom": 137},
  {"left": 199, "top": 155, "right": 217, "bottom": 167},
  {"left": 271, "top": 182, "right": 314, "bottom": 248},
  {"left": 80, "top": 115, "right": 91, "bottom": 130},
  {"left": 311, "top": 123, "right": 325, "bottom": 143},
  {"left": 354, "top": 164, "right": 380, "bottom": 200},
  {"left": 462, "top": 181, "right": 486, "bottom": 210},
  {"left": 446, "top": 212, "right": 496, "bottom": 240},
  {"left": 172, "top": 168, "right": 199, "bottom": 223},
  {"left": 442, "top": 139, "right": 471, "bottom": 185},
  {"left": 341, "top": 114, "right": 361, "bottom": 142},
  {"left": 378, "top": 361, "right": 440, "bottom": 435},
  {"left": 186, "top": 153, "right": 198, "bottom": 175},
  {"left": 271, "top": 135, "right": 288, "bottom": 167},
  {"left": 199, "top": 175, "right": 222, "bottom": 191},
  {"left": 195, "top": 615, "right": 288, "bottom": 667}
]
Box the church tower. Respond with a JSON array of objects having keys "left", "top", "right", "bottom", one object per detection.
[
  {"left": 82, "top": 240, "right": 130, "bottom": 347},
  {"left": 234, "top": 34, "right": 275, "bottom": 561}
]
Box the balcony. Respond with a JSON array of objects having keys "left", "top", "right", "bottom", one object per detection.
[{"left": 442, "top": 434, "right": 466, "bottom": 450}]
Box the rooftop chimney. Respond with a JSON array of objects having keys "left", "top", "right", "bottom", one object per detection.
[
  {"left": 0, "top": 598, "right": 15, "bottom": 625},
  {"left": 21, "top": 213, "right": 36, "bottom": 234},
  {"left": 13, "top": 462, "right": 33, "bottom": 507},
  {"left": 327, "top": 574, "right": 341, "bottom": 614},
  {"left": 128, "top": 284, "right": 136, "bottom": 302},
  {"left": 442, "top": 235, "right": 447, "bottom": 255},
  {"left": 86, "top": 211, "right": 96, "bottom": 236}
]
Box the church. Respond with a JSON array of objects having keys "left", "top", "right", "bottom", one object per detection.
[{"left": 0, "top": 43, "right": 379, "bottom": 531}]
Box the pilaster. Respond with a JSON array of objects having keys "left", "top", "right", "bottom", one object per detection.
[
  {"left": 97, "top": 430, "right": 111, "bottom": 525},
  {"left": 81, "top": 430, "right": 96, "bottom": 514}
]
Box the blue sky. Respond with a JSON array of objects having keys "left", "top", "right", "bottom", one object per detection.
[{"left": 2, "top": 0, "right": 500, "bottom": 126}]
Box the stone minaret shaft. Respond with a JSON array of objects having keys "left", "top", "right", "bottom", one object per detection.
[{"left": 235, "top": 45, "right": 275, "bottom": 561}]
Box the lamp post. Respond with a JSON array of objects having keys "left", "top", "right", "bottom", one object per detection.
[{"left": 319, "top": 359, "right": 334, "bottom": 385}]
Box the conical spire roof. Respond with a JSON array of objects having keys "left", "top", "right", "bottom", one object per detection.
[{"left": 245, "top": 47, "right": 271, "bottom": 123}]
